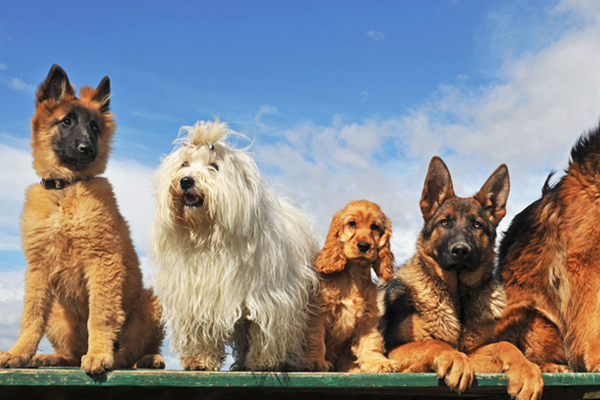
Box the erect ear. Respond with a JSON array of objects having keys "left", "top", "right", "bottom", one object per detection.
[
  {"left": 474, "top": 164, "right": 510, "bottom": 226},
  {"left": 35, "top": 64, "right": 75, "bottom": 104},
  {"left": 373, "top": 216, "right": 394, "bottom": 282},
  {"left": 93, "top": 76, "right": 111, "bottom": 113},
  {"left": 419, "top": 156, "right": 455, "bottom": 220},
  {"left": 315, "top": 211, "right": 347, "bottom": 274}
]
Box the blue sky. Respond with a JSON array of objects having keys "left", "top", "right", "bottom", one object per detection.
[{"left": 1, "top": 0, "right": 600, "bottom": 369}]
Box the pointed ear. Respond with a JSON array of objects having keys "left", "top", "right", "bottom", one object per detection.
[
  {"left": 420, "top": 156, "right": 455, "bottom": 220},
  {"left": 474, "top": 164, "right": 510, "bottom": 226},
  {"left": 36, "top": 64, "right": 74, "bottom": 104},
  {"left": 93, "top": 76, "right": 111, "bottom": 113},
  {"left": 374, "top": 217, "right": 394, "bottom": 282},
  {"left": 315, "top": 211, "right": 347, "bottom": 274}
]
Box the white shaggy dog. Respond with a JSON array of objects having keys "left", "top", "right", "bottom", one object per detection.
[{"left": 152, "top": 119, "right": 319, "bottom": 371}]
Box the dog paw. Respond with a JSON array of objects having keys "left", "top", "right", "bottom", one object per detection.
[
  {"left": 0, "top": 351, "right": 29, "bottom": 368},
  {"left": 134, "top": 354, "right": 165, "bottom": 369},
  {"left": 81, "top": 352, "right": 113, "bottom": 375},
  {"left": 433, "top": 351, "right": 474, "bottom": 394},
  {"left": 506, "top": 360, "right": 544, "bottom": 400},
  {"left": 540, "top": 362, "right": 571, "bottom": 373},
  {"left": 30, "top": 354, "right": 78, "bottom": 367},
  {"left": 181, "top": 356, "right": 221, "bottom": 371},
  {"left": 362, "top": 359, "right": 402, "bottom": 373}
]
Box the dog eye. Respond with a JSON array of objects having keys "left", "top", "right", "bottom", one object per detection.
[
  {"left": 370, "top": 224, "right": 380, "bottom": 231},
  {"left": 439, "top": 219, "right": 449, "bottom": 226},
  {"left": 61, "top": 118, "right": 72, "bottom": 127},
  {"left": 349, "top": 221, "right": 356, "bottom": 228},
  {"left": 181, "top": 161, "right": 189, "bottom": 168},
  {"left": 473, "top": 221, "right": 482, "bottom": 229},
  {"left": 90, "top": 121, "right": 99, "bottom": 133},
  {"left": 209, "top": 163, "right": 219, "bottom": 171}
]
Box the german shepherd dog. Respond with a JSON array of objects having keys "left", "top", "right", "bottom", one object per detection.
[
  {"left": 379, "top": 157, "right": 543, "bottom": 400},
  {"left": 496, "top": 122, "right": 600, "bottom": 373},
  {"left": 0, "top": 65, "right": 164, "bottom": 374}
]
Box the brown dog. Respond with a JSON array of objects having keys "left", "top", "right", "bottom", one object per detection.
[
  {"left": 303, "top": 200, "right": 400, "bottom": 373},
  {"left": 379, "top": 157, "right": 542, "bottom": 400},
  {"left": 496, "top": 122, "right": 600, "bottom": 373},
  {"left": 0, "top": 65, "right": 164, "bottom": 374}
]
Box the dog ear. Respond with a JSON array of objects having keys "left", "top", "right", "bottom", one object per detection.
[
  {"left": 420, "top": 156, "right": 455, "bottom": 220},
  {"left": 474, "top": 164, "right": 510, "bottom": 226},
  {"left": 36, "top": 64, "right": 75, "bottom": 104},
  {"left": 374, "top": 217, "right": 394, "bottom": 282},
  {"left": 315, "top": 211, "right": 347, "bottom": 274},
  {"left": 93, "top": 76, "right": 111, "bottom": 113}
]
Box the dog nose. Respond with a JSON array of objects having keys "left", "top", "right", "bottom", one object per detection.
[
  {"left": 450, "top": 243, "right": 471, "bottom": 259},
  {"left": 78, "top": 142, "right": 94, "bottom": 155},
  {"left": 180, "top": 176, "right": 195, "bottom": 190},
  {"left": 357, "top": 242, "right": 371, "bottom": 253}
]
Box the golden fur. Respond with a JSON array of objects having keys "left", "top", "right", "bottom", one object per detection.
[
  {"left": 303, "top": 200, "right": 399, "bottom": 372},
  {"left": 0, "top": 65, "right": 164, "bottom": 374}
]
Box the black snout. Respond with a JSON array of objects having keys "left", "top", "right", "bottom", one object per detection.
[
  {"left": 180, "top": 176, "right": 195, "bottom": 190},
  {"left": 357, "top": 242, "right": 371, "bottom": 253},
  {"left": 78, "top": 142, "right": 94, "bottom": 155},
  {"left": 450, "top": 242, "right": 471, "bottom": 261}
]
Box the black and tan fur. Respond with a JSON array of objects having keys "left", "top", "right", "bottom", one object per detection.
[{"left": 379, "top": 156, "right": 542, "bottom": 400}]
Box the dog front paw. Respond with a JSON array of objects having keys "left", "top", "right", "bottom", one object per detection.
[
  {"left": 433, "top": 351, "right": 474, "bottom": 394},
  {"left": 540, "top": 362, "right": 571, "bottom": 373},
  {"left": 181, "top": 355, "right": 221, "bottom": 371},
  {"left": 134, "top": 354, "right": 165, "bottom": 369},
  {"left": 0, "top": 351, "right": 30, "bottom": 368},
  {"left": 506, "top": 360, "right": 543, "bottom": 400},
  {"left": 362, "top": 359, "right": 402, "bottom": 373},
  {"left": 30, "top": 354, "right": 79, "bottom": 367},
  {"left": 305, "top": 358, "right": 334, "bottom": 372},
  {"left": 81, "top": 352, "right": 114, "bottom": 375}
]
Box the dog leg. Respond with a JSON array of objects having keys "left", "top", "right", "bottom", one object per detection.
[
  {"left": 495, "top": 306, "right": 569, "bottom": 371},
  {"left": 388, "top": 340, "right": 473, "bottom": 393},
  {"left": 0, "top": 268, "right": 52, "bottom": 368},
  {"left": 351, "top": 315, "right": 400, "bottom": 373},
  {"left": 303, "top": 307, "right": 334, "bottom": 372},
  {"left": 245, "top": 321, "right": 285, "bottom": 371},
  {"left": 180, "top": 339, "right": 224, "bottom": 371},
  {"left": 470, "top": 341, "right": 543, "bottom": 400},
  {"left": 80, "top": 253, "right": 128, "bottom": 374}
]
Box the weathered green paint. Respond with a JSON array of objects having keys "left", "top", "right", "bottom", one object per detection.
[{"left": 0, "top": 369, "right": 599, "bottom": 388}]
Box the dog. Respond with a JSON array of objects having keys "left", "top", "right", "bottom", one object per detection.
[
  {"left": 303, "top": 200, "right": 400, "bottom": 373},
  {"left": 151, "top": 119, "right": 319, "bottom": 371},
  {"left": 0, "top": 65, "right": 164, "bottom": 374},
  {"left": 379, "top": 156, "right": 543, "bottom": 400},
  {"left": 496, "top": 122, "right": 600, "bottom": 373}
]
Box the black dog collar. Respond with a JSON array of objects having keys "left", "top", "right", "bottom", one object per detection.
[{"left": 40, "top": 178, "right": 81, "bottom": 190}]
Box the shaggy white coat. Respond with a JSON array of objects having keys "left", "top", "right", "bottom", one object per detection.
[{"left": 152, "top": 119, "right": 319, "bottom": 371}]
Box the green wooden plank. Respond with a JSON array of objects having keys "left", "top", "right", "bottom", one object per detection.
[{"left": 0, "top": 369, "right": 599, "bottom": 389}]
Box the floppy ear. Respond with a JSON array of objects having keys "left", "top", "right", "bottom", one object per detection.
[
  {"left": 315, "top": 211, "right": 347, "bottom": 274},
  {"left": 420, "top": 156, "right": 455, "bottom": 220},
  {"left": 36, "top": 64, "right": 75, "bottom": 104},
  {"left": 474, "top": 164, "right": 510, "bottom": 226},
  {"left": 93, "top": 76, "right": 111, "bottom": 113},
  {"left": 373, "top": 216, "right": 394, "bottom": 282}
]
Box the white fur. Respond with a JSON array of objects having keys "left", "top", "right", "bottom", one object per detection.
[{"left": 151, "top": 119, "right": 319, "bottom": 370}]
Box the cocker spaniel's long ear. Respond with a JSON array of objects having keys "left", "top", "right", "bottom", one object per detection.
[
  {"left": 373, "top": 216, "right": 394, "bottom": 282},
  {"left": 315, "top": 211, "right": 346, "bottom": 274}
]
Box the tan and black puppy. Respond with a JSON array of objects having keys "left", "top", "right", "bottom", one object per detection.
[
  {"left": 379, "top": 157, "right": 543, "bottom": 400},
  {"left": 303, "top": 200, "right": 399, "bottom": 373},
  {"left": 0, "top": 65, "right": 164, "bottom": 374}
]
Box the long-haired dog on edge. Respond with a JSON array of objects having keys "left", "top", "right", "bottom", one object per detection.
[{"left": 152, "top": 119, "right": 319, "bottom": 371}]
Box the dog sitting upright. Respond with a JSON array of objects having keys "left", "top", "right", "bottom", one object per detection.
[
  {"left": 0, "top": 65, "right": 164, "bottom": 374},
  {"left": 303, "top": 200, "right": 400, "bottom": 373},
  {"left": 379, "top": 157, "right": 542, "bottom": 400}
]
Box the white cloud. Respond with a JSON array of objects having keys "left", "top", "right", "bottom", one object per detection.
[
  {"left": 254, "top": 104, "right": 278, "bottom": 122},
  {"left": 0, "top": 76, "right": 35, "bottom": 94},
  {"left": 366, "top": 30, "right": 385, "bottom": 42}
]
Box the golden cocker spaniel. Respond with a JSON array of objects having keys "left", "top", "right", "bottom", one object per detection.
[{"left": 303, "top": 200, "right": 400, "bottom": 372}]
